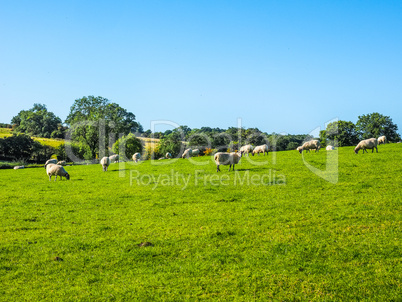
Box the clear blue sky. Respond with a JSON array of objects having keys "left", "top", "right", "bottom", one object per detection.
[{"left": 1, "top": 0, "right": 401, "bottom": 135}]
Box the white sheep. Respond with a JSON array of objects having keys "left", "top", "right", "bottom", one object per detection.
[
  {"left": 109, "top": 154, "right": 119, "bottom": 163},
  {"left": 299, "top": 140, "right": 320, "bottom": 153},
  {"left": 57, "top": 161, "right": 66, "bottom": 166},
  {"left": 158, "top": 157, "right": 166, "bottom": 160},
  {"left": 191, "top": 149, "right": 200, "bottom": 156},
  {"left": 296, "top": 146, "right": 303, "bottom": 152},
  {"left": 132, "top": 153, "right": 141, "bottom": 163},
  {"left": 44, "top": 159, "right": 57, "bottom": 168},
  {"left": 214, "top": 152, "right": 242, "bottom": 172},
  {"left": 326, "top": 145, "right": 335, "bottom": 151},
  {"left": 240, "top": 145, "right": 253, "bottom": 156},
  {"left": 182, "top": 148, "right": 192, "bottom": 159},
  {"left": 13, "top": 166, "right": 24, "bottom": 170},
  {"left": 377, "top": 136, "right": 387, "bottom": 145},
  {"left": 355, "top": 138, "right": 378, "bottom": 154},
  {"left": 100, "top": 156, "right": 110, "bottom": 171},
  {"left": 252, "top": 144, "right": 269, "bottom": 156},
  {"left": 46, "top": 164, "right": 70, "bottom": 181},
  {"left": 166, "top": 152, "right": 172, "bottom": 159}
]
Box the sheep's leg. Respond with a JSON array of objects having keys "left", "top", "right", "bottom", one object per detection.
[
  {"left": 54, "top": 175, "right": 57, "bottom": 181},
  {"left": 217, "top": 165, "right": 220, "bottom": 172},
  {"left": 49, "top": 175, "right": 51, "bottom": 181},
  {"left": 376, "top": 147, "right": 378, "bottom": 153},
  {"left": 228, "top": 164, "right": 232, "bottom": 171}
]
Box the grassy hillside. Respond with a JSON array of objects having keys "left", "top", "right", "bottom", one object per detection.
[
  {"left": 0, "top": 144, "right": 401, "bottom": 300},
  {"left": 0, "top": 128, "right": 12, "bottom": 138}
]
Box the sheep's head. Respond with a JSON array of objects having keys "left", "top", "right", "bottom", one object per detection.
[
  {"left": 354, "top": 148, "right": 359, "bottom": 154},
  {"left": 65, "top": 173, "right": 70, "bottom": 180}
]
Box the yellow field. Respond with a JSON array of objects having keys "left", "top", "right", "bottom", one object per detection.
[{"left": 0, "top": 128, "right": 12, "bottom": 138}]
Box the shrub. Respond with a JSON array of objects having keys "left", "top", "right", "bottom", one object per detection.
[
  {"left": 31, "top": 142, "right": 56, "bottom": 163},
  {"left": 0, "top": 133, "right": 36, "bottom": 161},
  {"left": 158, "top": 132, "right": 185, "bottom": 158},
  {"left": 55, "top": 142, "right": 92, "bottom": 162},
  {"left": 203, "top": 148, "right": 213, "bottom": 156},
  {"left": 112, "top": 133, "right": 143, "bottom": 161}
]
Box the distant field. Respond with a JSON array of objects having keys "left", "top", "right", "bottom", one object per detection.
[
  {"left": 0, "top": 143, "right": 400, "bottom": 300},
  {"left": 0, "top": 128, "right": 12, "bottom": 138}
]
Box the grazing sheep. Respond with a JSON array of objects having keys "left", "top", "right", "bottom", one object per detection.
[
  {"left": 214, "top": 152, "right": 242, "bottom": 172},
  {"left": 109, "top": 154, "right": 119, "bottom": 163},
  {"left": 57, "top": 161, "right": 66, "bottom": 166},
  {"left": 240, "top": 145, "right": 253, "bottom": 156},
  {"left": 326, "top": 145, "right": 335, "bottom": 151},
  {"left": 299, "top": 140, "right": 320, "bottom": 154},
  {"left": 46, "top": 164, "right": 70, "bottom": 181},
  {"left": 191, "top": 149, "right": 200, "bottom": 156},
  {"left": 296, "top": 146, "right": 303, "bottom": 152},
  {"left": 182, "top": 148, "right": 192, "bottom": 159},
  {"left": 13, "top": 166, "right": 24, "bottom": 170},
  {"left": 44, "top": 159, "right": 57, "bottom": 168},
  {"left": 378, "top": 136, "right": 387, "bottom": 145},
  {"left": 132, "top": 153, "right": 141, "bottom": 163},
  {"left": 355, "top": 138, "right": 378, "bottom": 154},
  {"left": 158, "top": 157, "right": 166, "bottom": 160},
  {"left": 166, "top": 152, "right": 172, "bottom": 159},
  {"left": 100, "top": 156, "right": 110, "bottom": 171},
  {"left": 252, "top": 144, "right": 269, "bottom": 156}
]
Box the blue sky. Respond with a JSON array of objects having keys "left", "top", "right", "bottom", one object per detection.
[{"left": 1, "top": 1, "right": 401, "bottom": 135}]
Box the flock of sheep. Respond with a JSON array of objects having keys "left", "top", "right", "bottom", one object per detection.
[{"left": 42, "top": 136, "right": 388, "bottom": 180}]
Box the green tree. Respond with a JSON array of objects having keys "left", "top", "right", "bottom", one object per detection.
[
  {"left": 158, "top": 132, "right": 185, "bottom": 158},
  {"left": 11, "top": 104, "right": 64, "bottom": 138},
  {"left": 325, "top": 120, "right": 359, "bottom": 147},
  {"left": 0, "top": 134, "right": 36, "bottom": 161},
  {"left": 356, "top": 112, "right": 400, "bottom": 142},
  {"left": 112, "top": 133, "right": 143, "bottom": 160},
  {"left": 65, "top": 96, "right": 139, "bottom": 159}
]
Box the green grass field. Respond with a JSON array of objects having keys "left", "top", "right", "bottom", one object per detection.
[{"left": 1, "top": 144, "right": 401, "bottom": 301}]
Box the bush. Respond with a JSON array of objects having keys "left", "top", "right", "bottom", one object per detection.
[
  {"left": 31, "top": 142, "right": 56, "bottom": 163},
  {"left": 286, "top": 142, "right": 299, "bottom": 151},
  {"left": 55, "top": 142, "right": 92, "bottom": 162},
  {"left": 203, "top": 148, "right": 213, "bottom": 156},
  {"left": 158, "top": 132, "right": 185, "bottom": 158},
  {"left": 112, "top": 133, "right": 143, "bottom": 161},
  {"left": 0, "top": 133, "right": 36, "bottom": 161},
  {"left": 143, "top": 144, "right": 162, "bottom": 160},
  {"left": 0, "top": 123, "right": 12, "bottom": 128}
]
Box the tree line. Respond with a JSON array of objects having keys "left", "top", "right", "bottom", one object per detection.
[{"left": 1, "top": 95, "right": 400, "bottom": 162}]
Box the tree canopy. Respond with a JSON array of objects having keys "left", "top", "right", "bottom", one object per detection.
[
  {"left": 65, "top": 96, "right": 140, "bottom": 159},
  {"left": 356, "top": 112, "right": 400, "bottom": 142},
  {"left": 11, "top": 103, "right": 65, "bottom": 138},
  {"left": 324, "top": 120, "right": 359, "bottom": 147}
]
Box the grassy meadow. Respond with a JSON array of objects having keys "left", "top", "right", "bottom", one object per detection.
[{"left": 0, "top": 144, "right": 401, "bottom": 301}]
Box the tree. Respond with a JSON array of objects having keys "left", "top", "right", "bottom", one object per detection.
[
  {"left": 65, "top": 96, "right": 139, "bottom": 159},
  {"left": 356, "top": 112, "right": 400, "bottom": 142},
  {"left": 11, "top": 103, "right": 64, "bottom": 138},
  {"left": 158, "top": 132, "right": 185, "bottom": 158},
  {"left": 112, "top": 133, "right": 143, "bottom": 160},
  {"left": 0, "top": 134, "right": 36, "bottom": 161},
  {"left": 325, "top": 120, "right": 359, "bottom": 147}
]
